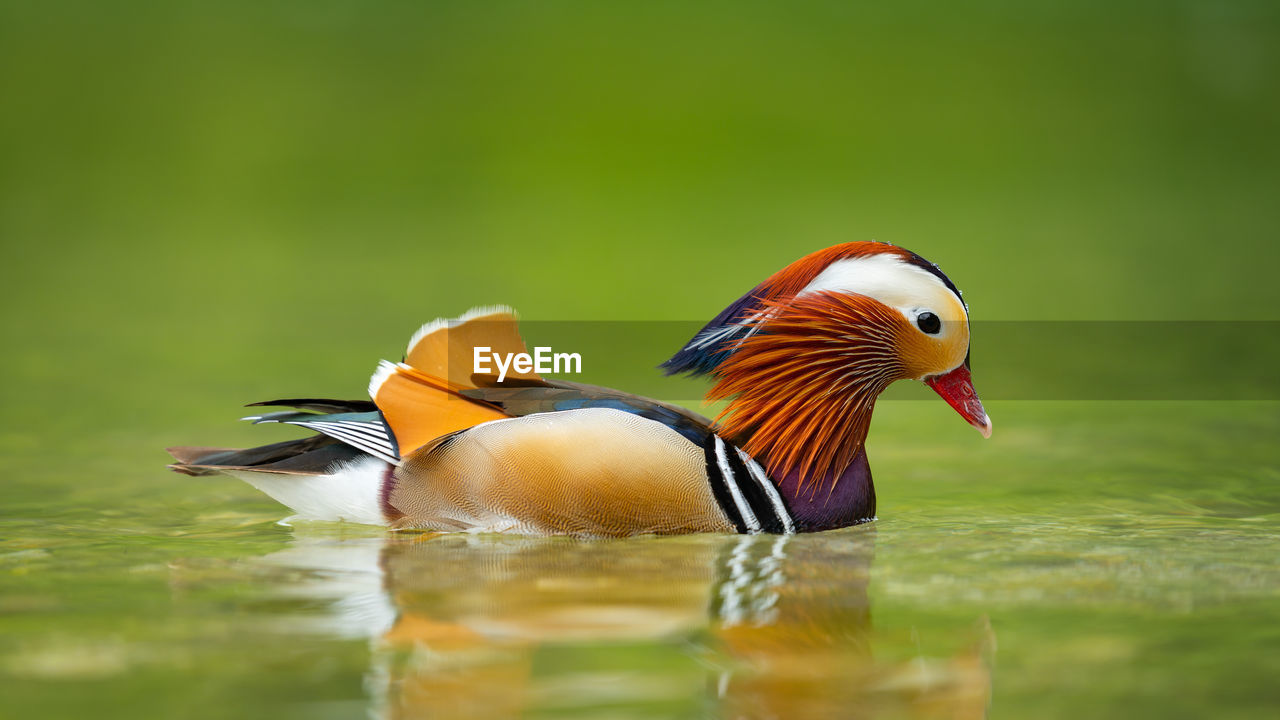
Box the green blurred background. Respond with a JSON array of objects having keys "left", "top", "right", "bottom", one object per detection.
[
  {"left": 3, "top": 0, "right": 1279, "bottom": 443},
  {"left": 2, "top": 1, "right": 1279, "bottom": 719}
]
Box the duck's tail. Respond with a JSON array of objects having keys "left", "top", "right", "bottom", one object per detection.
[
  {"left": 166, "top": 306, "right": 537, "bottom": 525},
  {"left": 166, "top": 402, "right": 394, "bottom": 524}
]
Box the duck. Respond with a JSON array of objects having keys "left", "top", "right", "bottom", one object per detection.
[{"left": 168, "top": 241, "right": 991, "bottom": 536}]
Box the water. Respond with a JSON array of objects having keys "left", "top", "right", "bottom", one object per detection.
[{"left": 3, "top": 401, "right": 1276, "bottom": 719}]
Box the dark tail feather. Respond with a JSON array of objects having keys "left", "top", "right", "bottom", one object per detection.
[
  {"left": 166, "top": 435, "right": 363, "bottom": 477},
  {"left": 245, "top": 397, "right": 377, "bottom": 414}
]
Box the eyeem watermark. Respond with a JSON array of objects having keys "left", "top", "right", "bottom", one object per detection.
[
  {"left": 474, "top": 346, "right": 583, "bottom": 382},
  {"left": 458, "top": 320, "right": 1280, "bottom": 400}
]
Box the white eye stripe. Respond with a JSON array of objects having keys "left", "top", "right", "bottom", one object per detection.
[{"left": 798, "top": 254, "right": 967, "bottom": 328}]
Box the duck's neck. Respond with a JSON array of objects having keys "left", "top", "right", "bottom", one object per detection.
[
  {"left": 774, "top": 445, "right": 876, "bottom": 532},
  {"left": 704, "top": 292, "right": 905, "bottom": 529}
]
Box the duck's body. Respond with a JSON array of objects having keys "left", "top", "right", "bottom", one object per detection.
[{"left": 169, "top": 242, "right": 989, "bottom": 536}]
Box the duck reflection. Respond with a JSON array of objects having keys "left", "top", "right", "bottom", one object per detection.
[
  {"left": 260, "top": 529, "right": 992, "bottom": 719},
  {"left": 706, "top": 533, "right": 992, "bottom": 720}
]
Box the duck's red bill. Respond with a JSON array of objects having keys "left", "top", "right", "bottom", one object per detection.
[{"left": 924, "top": 365, "right": 992, "bottom": 438}]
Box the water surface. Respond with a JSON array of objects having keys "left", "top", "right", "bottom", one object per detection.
[{"left": 3, "top": 401, "right": 1276, "bottom": 719}]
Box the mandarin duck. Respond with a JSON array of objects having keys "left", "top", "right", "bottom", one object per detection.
[{"left": 168, "top": 241, "right": 990, "bottom": 536}]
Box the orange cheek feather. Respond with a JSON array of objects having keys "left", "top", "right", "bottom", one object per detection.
[
  {"left": 896, "top": 324, "right": 968, "bottom": 380},
  {"left": 708, "top": 293, "right": 914, "bottom": 491}
]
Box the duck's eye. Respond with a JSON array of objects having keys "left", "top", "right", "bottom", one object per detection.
[{"left": 916, "top": 311, "right": 941, "bottom": 335}]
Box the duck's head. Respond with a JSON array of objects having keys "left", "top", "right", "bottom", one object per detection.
[{"left": 663, "top": 241, "right": 990, "bottom": 491}]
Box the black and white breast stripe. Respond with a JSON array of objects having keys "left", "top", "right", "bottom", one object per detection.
[{"left": 703, "top": 435, "right": 795, "bottom": 534}]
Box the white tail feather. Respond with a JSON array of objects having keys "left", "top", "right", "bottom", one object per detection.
[{"left": 229, "top": 456, "right": 389, "bottom": 525}]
